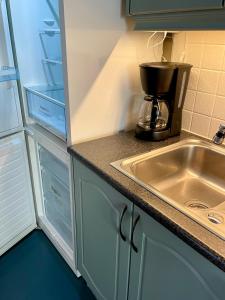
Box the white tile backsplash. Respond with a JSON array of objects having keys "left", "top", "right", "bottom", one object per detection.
[
  {"left": 194, "top": 92, "right": 215, "bottom": 116},
  {"left": 203, "top": 31, "right": 225, "bottom": 45},
  {"left": 184, "top": 90, "right": 196, "bottom": 111},
  {"left": 217, "top": 72, "right": 225, "bottom": 96},
  {"left": 213, "top": 96, "right": 225, "bottom": 120},
  {"left": 182, "top": 110, "right": 192, "bottom": 131},
  {"left": 190, "top": 113, "right": 211, "bottom": 137},
  {"left": 185, "top": 44, "right": 203, "bottom": 68},
  {"left": 201, "top": 45, "right": 224, "bottom": 70},
  {"left": 186, "top": 31, "right": 204, "bottom": 44},
  {"left": 172, "top": 31, "right": 225, "bottom": 139},
  {"left": 198, "top": 70, "right": 219, "bottom": 94},
  {"left": 208, "top": 118, "right": 223, "bottom": 139},
  {"left": 188, "top": 68, "right": 200, "bottom": 90}
]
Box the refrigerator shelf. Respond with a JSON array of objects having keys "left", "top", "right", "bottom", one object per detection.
[
  {"left": 42, "top": 58, "right": 62, "bottom": 65},
  {"left": 39, "top": 28, "right": 60, "bottom": 35}
]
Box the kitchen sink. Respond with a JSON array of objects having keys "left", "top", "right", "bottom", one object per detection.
[{"left": 111, "top": 139, "right": 225, "bottom": 240}]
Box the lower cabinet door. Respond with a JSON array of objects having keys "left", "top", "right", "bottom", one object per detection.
[
  {"left": 74, "top": 159, "right": 133, "bottom": 300},
  {"left": 129, "top": 206, "right": 225, "bottom": 300}
]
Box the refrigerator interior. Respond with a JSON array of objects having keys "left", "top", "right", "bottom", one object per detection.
[
  {"left": 0, "top": 0, "right": 22, "bottom": 137},
  {"left": 27, "top": 128, "right": 78, "bottom": 274},
  {"left": 10, "top": 0, "right": 66, "bottom": 139}
]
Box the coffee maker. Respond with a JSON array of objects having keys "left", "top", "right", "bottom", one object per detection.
[{"left": 136, "top": 62, "right": 192, "bottom": 141}]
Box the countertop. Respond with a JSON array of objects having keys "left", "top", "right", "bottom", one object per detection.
[{"left": 68, "top": 130, "right": 225, "bottom": 272}]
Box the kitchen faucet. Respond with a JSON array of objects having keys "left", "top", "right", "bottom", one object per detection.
[{"left": 212, "top": 124, "right": 225, "bottom": 145}]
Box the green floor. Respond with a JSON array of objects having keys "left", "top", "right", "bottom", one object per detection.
[{"left": 0, "top": 230, "right": 95, "bottom": 300}]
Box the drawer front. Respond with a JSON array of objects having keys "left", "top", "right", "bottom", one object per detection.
[
  {"left": 129, "top": 0, "right": 223, "bottom": 15},
  {"left": 26, "top": 89, "right": 66, "bottom": 138}
]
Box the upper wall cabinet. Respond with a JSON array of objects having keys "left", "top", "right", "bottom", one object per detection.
[
  {"left": 126, "top": 0, "right": 225, "bottom": 30},
  {"left": 129, "top": 0, "right": 223, "bottom": 15}
]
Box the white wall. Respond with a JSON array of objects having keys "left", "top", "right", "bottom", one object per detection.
[
  {"left": 62, "top": 0, "right": 163, "bottom": 145},
  {"left": 172, "top": 31, "right": 225, "bottom": 142}
]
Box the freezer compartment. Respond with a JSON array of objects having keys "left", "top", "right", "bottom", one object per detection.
[
  {"left": 39, "top": 145, "right": 69, "bottom": 187},
  {"left": 26, "top": 85, "right": 66, "bottom": 139},
  {"left": 41, "top": 170, "right": 71, "bottom": 226},
  {"left": 45, "top": 199, "right": 73, "bottom": 249},
  {"left": 38, "top": 146, "right": 73, "bottom": 250}
]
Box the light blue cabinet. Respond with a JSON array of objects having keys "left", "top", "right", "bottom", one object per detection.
[
  {"left": 74, "top": 159, "right": 133, "bottom": 300},
  {"left": 126, "top": 0, "right": 225, "bottom": 30},
  {"left": 73, "top": 158, "right": 225, "bottom": 300},
  {"left": 129, "top": 0, "right": 223, "bottom": 15},
  {"left": 129, "top": 206, "right": 225, "bottom": 300}
]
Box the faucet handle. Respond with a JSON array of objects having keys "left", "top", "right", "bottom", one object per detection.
[
  {"left": 213, "top": 124, "right": 225, "bottom": 145},
  {"left": 219, "top": 124, "right": 225, "bottom": 133}
]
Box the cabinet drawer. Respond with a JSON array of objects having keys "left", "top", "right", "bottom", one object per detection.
[{"left": 129, "top": 0, "right": 223, "bottom": 15}]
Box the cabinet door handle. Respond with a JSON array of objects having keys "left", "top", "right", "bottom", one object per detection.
[
  {"left": 119, "top": 205, "right": 128, "bottom": 241},
  {"left": 131, "top": 215, "right": 140, "bottom": 253}
]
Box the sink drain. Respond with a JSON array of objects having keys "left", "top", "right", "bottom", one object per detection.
[
  {"left": 185, "top": 201, "right": 209, "bottom": 210},
  {"left": 208, "top": 213, "right": 224, "bottom": 225}
]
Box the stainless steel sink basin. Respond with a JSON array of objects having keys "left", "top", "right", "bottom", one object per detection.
[{"left": 111, "top": 139, "right": 225, "bottom": 240}]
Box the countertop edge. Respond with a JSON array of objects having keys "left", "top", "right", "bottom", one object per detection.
[{"left": 68, "top": 147, "right": 225, "bottom": 272}]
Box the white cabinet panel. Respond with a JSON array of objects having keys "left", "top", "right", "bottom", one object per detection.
[{"left": 0, "top": 132, "right": 36, "bottom": 255}]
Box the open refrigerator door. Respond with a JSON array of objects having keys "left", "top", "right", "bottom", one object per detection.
[{"left": 0, "top": 0, "right": 22, "bottom": 137}]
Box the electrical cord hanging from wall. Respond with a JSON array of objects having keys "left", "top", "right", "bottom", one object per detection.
[{"left": 146, "top": 31, "right": 168, "bottom": 62}]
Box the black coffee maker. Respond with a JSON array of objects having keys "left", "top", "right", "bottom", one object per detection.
[{"left": 136, "top": 62, "right": 192, "bottom": 141}]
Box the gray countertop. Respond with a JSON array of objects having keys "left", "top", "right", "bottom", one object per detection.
[{"left": 68, "top": 130, "right": 225, "bottom": 272}]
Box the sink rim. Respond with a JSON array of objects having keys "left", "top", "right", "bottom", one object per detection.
[{"left": 111, "top": 138, "right": 225, "bottom": 241}]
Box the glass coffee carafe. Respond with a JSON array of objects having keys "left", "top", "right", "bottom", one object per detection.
[{"left": 137, "top": 95, "right": 169, "bottom": 131}]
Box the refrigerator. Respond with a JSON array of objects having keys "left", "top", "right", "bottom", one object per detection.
[{"left": 0, "top": 0, "right": 79, "bottom": 276}]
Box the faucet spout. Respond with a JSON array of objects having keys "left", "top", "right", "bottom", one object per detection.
[{"left": 212, "top": 124, "right": 225, "bottom": 145}]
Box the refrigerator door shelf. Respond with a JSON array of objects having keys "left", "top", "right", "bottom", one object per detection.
[
  {"left": 0, "top": 68, "right": 18, "bottom": 82},
  {"left": 25, "top": 85, "right": 66, "bottom": 139},
  {"left": 0, "top": 80, "right": 22, "bottom": 136}
]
